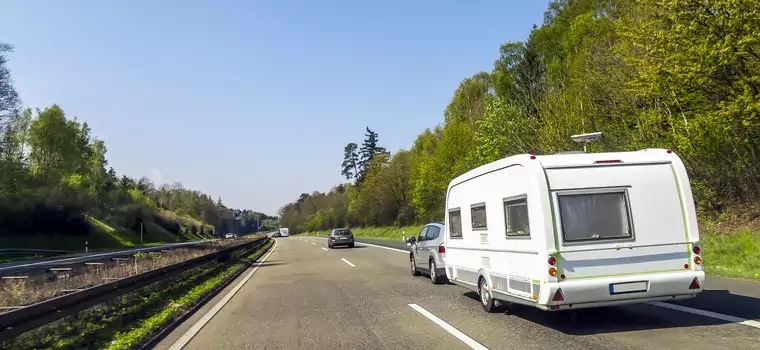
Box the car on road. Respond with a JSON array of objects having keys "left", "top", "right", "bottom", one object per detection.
[
  {"left": 406, "top": 222, "right": 447, "bottom": 284},
  {"left": 224, "top": 233, "right": 237, "bottom": 239},
  {"left": 328, "top": 228, "right": 355, "bottom": 249}
]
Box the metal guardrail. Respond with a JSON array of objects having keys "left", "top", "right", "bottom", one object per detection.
[
  {"left": 0, "top": 240, "right": 218, "bottom": 275},
  {"left": 0, "top": 249, "right": 70, "bottom": 256},
  {"left": 0, "top": 236, "right": 270, "bottom": 342}
]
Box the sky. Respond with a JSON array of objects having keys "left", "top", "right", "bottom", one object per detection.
[{"left": 1, "top": 0, "right": 549, "bottom": 216}]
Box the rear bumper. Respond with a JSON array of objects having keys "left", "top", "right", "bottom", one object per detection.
[
  {"left": 539, "top": 270, "right": 705, "bottom": 311},
  {"left": 329, "top": 238, "right": 354, "bottom": 246}
]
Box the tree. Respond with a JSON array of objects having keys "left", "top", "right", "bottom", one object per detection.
[
  {"left": 357, "top": 127, "right": 387, "bottom": 183},
  {"left": 0, "top": 43, "right": 21, "bottom": 127},
  {"left": 341, "top": 142, "right": 359, "bottom": 179},
  {"left": 27, "top": 105, "right": 92, "bottom": 183},
  {"left": 444, "top": 72, "right": 493, "bottom": 125}
]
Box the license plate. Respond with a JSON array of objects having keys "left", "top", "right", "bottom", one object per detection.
[
  {"left": 338, "top": 237, "right": 346, "bottom": 240},
  {"left": 609, "top": 281, "right": 648, "bottom": 295}
]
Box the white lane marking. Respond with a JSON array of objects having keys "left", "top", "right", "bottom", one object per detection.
[
  {"left": 355, "top": 241, "right": 407, "bottom": 253},
  {"left": 312, "top": 242, "right": 316, "bottom": 246},
  {"left": 408, "top": 304, "right": 488, "bottom": 350},
  {"left": 321, "top": 247, "right": 329, "bottom": 251},
  {"left": 649, "top": 301, "right": 760, "bottom": 329},
  {"left": 341, "top": 258, "right": 356, "bottom": 267},
  {"left": 169, "top": 239, "right": 278, "bottom": 350}
]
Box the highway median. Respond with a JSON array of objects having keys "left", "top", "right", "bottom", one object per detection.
[{"left": 0, "top": 236, "right": 274, "bottom": 350}]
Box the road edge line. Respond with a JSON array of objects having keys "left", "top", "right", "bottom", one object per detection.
[
  {"left": 168, "top": 239, "right": 279, "bottom": 350},
  {"left": 408, "top": 303, "right": 488, "bottom": 350},
  {"left": 648, "top": 301, "right": 760, "bottom": 329}
]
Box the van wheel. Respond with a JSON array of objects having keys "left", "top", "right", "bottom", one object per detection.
[
  {"left": 430, "top": 260, "right": 440, "bottom": 285},
  {"left": 479, "top": 277, "right": 496, "bottom": 313},
  {"left": 410, "top": 256, "right": 421, "bottom": 276}
]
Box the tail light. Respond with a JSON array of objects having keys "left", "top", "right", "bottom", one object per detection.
[
  {"left": 694, "top": 256, "right": 702, "bottom": 265},
  {"left": 689, "top": 277, "right": 701, "bottom": 290},
  {"left": 552, "top": 289, "right": 565, "bottom": 301},
  {"left": 549, "top": 267, "right": 557, "bottom": 276},
  {"left": 548, "top": 256, "right": 556, "bottom": 266},
  {"left": 438, "top": 242, "right": 446, "bottom": 254},
  {"left": 693, "top": 246, "right": 701, "bottom": 255}
]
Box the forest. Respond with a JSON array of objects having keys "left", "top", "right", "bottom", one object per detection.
[
  {"left": 278, "top": 0, "right": 760, "bottom": 233},
  {"left": 0, "top": 43, "right": 276, "bottom": 249}
]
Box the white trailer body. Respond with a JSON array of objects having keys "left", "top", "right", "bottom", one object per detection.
[
  {"left": 442, "top": 148, "right": 705, "bottom": 311},
  {"left": 279, "top": 228, "right": 289, "bottom": 237}
]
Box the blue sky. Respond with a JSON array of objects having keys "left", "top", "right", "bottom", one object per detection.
[{"left": 2, "top": 0, "right": 548, "bottom": 216}]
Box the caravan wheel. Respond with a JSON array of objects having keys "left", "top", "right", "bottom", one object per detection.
[{"left": 479, "top": 278, "right": 496, "bottom": 313}]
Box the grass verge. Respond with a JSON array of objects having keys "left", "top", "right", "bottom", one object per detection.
[
  {"left": 701, "top": 230, "right": 759, "bottom": 280},
  {"left": 0, "top": 238, "right": 273, "bottom": 349}
]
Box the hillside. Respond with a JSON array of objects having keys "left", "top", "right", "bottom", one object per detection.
[{"left": 0, "top": 47, "right": 274, "bottom": 251}]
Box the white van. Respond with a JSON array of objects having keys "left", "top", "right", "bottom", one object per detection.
[
  {"left": 442, "top": 148, "right": 705, "bottom": 312},
  {"left": 278, "top": 228, "right": 289, "bottom": 237}
]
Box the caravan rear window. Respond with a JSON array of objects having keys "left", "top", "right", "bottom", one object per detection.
[{"left": 557, "top": 190, "right": 633, "bottom": 243}]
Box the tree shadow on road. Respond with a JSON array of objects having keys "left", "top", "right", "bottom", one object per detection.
[{"left": 462, "top": 289, "right": 760, "bottom": 335}]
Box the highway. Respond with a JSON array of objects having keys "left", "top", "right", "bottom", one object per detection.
[{"left": 156, "top": 236, "right": 760, "bottom": 350}]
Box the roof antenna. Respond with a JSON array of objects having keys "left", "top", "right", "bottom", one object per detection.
[{"left": 571, "top": 132, "right": 603, "bottom": 153}]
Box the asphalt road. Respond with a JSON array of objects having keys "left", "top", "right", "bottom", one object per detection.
[{"left": 156, "top": 236, "right": 760, "bottom": 350}]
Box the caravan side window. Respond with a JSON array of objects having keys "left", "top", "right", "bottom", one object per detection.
[
  {"left": 470, "top": 203, "right": 488, "bottom": 230},
  {"left": 448, "top": 209, "right": 462, "bottom": 238},
  {"left": 504, "top": 196, "right": 530, "bottom": 237}
]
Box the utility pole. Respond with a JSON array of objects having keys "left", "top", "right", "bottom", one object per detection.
[{"left": 140, "top": 222, "right": 144, "bottom": 244}]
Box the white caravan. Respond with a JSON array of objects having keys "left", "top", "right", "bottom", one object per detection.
[
  {"left": 442, "top": 147, "right": 705, "bottom": 312},
  {"left": 279, "top": 228, "right": 289, "bottom": 237}
]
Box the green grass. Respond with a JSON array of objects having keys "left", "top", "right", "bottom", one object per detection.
[
  {"left": 0, "top": 217, "right": 203, "bottom": 252},
  {"left": 308, "top": 225, "right": 759, "bottom": 281},
  {"left": 701, "top": 230, "right": 760, "bottom": 280},
  {"left": 309, "top": 225, "right": 424, "bottom": 241}
]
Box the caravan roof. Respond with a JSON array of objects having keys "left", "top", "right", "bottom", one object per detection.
[{"left": 449, "top": 148, "right": 676, "bottom": 188}]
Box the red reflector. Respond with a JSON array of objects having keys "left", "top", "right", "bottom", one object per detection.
[
  {"left": 438, "top": 244, "right": 445, "bottom": 254},
  {"left": 530, "top": 155, "right": 536, "bottom": 160},
  {"left": 560, "top": 273, "right": 566, "bottom": 279},
  {"left": 667, "top": 149, "right": 673, "bottom": 154},
  {"left": 693, "top": 246, "right": 701, "bottom": 255},
  {"left": 689, "top": 278, "right": 701, "bottom": 290},
  {"left": 684, "top": 264, "right": 689, "bottom": 269},
  {"left": 552, "top": 289, "right": 564, "bottom": 301},
  {"left": 594, "top": 160, "right": 622, "bottom": 164}
]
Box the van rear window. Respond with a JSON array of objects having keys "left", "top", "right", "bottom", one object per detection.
[{"left": 557, "top": 191, "right": 633, "bottom": 242}]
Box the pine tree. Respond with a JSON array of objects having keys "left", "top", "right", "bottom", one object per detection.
[{"left": 341, "top": 142, "right": 359, "bottom": 179}]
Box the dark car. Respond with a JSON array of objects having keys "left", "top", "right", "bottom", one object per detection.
[{"left": 328, "top": 228, "right": 355, "bottom": 249}]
